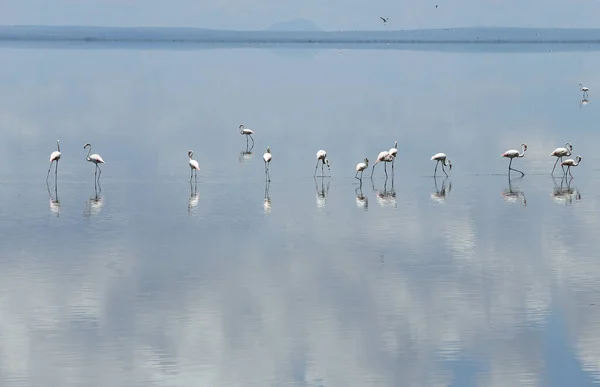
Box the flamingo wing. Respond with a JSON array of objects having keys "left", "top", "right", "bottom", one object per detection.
[
  {"left": 431, "top": 152, "right": 446, "bottom": 161},
  {"left": 50, "top": 151, "right": 61, "bottom": 161},
  {"left": 189, "top": 159, "right": 200, "bottom": 170},
  {"left": 91, "top": 154, "right": 105, "bottom": 164},
  {"left": 263, "top": 153, "right": 272, "bottom": 163}
]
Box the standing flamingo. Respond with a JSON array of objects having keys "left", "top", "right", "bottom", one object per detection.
[
  {"left": 355, "top": 157, "right": 369, "bottom": 180},
  {"left": 370, "top": 150, "right": 393, "bottom": 178},
  {"left": 188, "top": 150, "right": 200, "bottom": 182},
  {"left": 561, "top": 156, "right": 582, "bottom": 178},
  {"left": 501, "top": 143, "right": 527, "bottom": 177},
  {"left": 239, "top": 124, "right": 255, "bottom": 148},
  {"left": 46, "top": 140, "right": 61, "bottom": 182},
  {"left": 550, "top": 142, "right": 572, "bottom": 175},
  {"left": 84, "top": 143, "right": 105, "bottom": 182},
  {"left": 389, "top": 141, "right": 398, "bottom": 169},
  {"left": 431, "top": 153, "right": 452, "bottom": 177},
  {"left": 263, "top": 146, "right": 272, "bottom": 181},
  {"left": 580, "top": 83, "right": 589, "bottom": 97},
  {"left": 314, "top": 150, "right": 330, "bottom": 177}
]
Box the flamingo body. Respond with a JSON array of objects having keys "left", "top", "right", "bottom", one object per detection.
[
  {"left": 355, "top": 157, "right": 369, "bottom": 179},
  {"left": 50, "top": 150, "right": 61, "bottom": 162},
  {"left": 314, "top": 149, "right": 330, "bottom": 176}
]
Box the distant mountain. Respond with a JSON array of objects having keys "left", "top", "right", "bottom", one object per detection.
[
  {"left": 266, "top": 19, "right": 322, "bottom": 32},
  {"left": 0, "top": 25, "right": 599, "bottom": 44}
]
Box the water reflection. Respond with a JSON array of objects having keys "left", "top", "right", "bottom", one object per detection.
[
  {"left": 502, "top": 175, "right": 527, "bottom": 206},
  {"left": 552, "top": 176, "right": 582, "bottom": 205},
  {"left": 355, "top": 185, "right": 368, "bottom": 210},
  {"left": 580, "top": 97, "right": 589, "bottom": 108},
  {"left": 46, "top": 180, "right": 60, "bottom": 218},
  {"left": 264, "top": 179, "right": 271, "bottom": 215},
  {"left": 314, "top": 176, "right": 329, "bottom": 209},
  {"left": 84, "top": 185, "right": 103, "bottom": 218},
  {"left": 188, "top": 181, "right": 200, "bottom": 215},
  {"left": 430, "top": 176, "right": 452, "bottom": 204},
  {"left": 239, "top": 146, "right": 254, "bottom": 164},
  {"left": 371, "top": 176, "right": 397, "bottom": 208}
]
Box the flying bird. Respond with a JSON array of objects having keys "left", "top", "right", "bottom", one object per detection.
[
  {"left": 431, "top": 153, "right": 452, "bottom": 177},
  {"left": 501, "top": 143, "right": 527, "bottom": 177},
  {"left": 46, "top": 140, "right": 61, "bottom": 182},
  {"left": 380, "top": 17, "right": 389, "bottom": 24}
]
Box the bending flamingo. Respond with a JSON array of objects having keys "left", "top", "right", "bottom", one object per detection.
[
  {"left": 431, "top": 153, "right": 452, "bottom": 177},
  {"left": 314, "top": 150, "right": 330, "bottom": 177},
  {"left": 561, "top": 155, "right": 582, "bottom": 178},
  {"left": 46, "top": 140, "right": 61, "bottom": 182}
]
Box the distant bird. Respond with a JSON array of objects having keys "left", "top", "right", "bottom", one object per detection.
[
  {"left": 314, "top": 149, "right": 330, "bottom": 177},
  {"left": 83, "top": 143, "right": 105, "bottom": 181},
  {"left": 263, "top": 146, "right": 272, "bottom": 181},
  {"left": 580, "top": 83, "right": 589, "bottom": 96},
  {"left": 431, "top": 153, "right": 452, "bottom": 177},
  {"left": 188, "top": 150, "right": 200, "bottom": 182},
  {"left": 436, "top": 4, "right": 438, "bottom": 8},
  {"left": 46, "top": 140, "right": 61, "bottom": 182},
  {"left": 501, "top": 143, "right": 527, "bottom": 177},
  {"left": 389, "top": 141, "right": 398, "bottom": 169},
  {"left": 370, "top": 150, "right": 393, "bottom": 178},
  {"left": 355, "top": 157, "right": 369, "bottom": 180},
  {"left": 380, "top": 17, "right": 389, "bottom": 24},
  {"left": 239, "top": 124, "right": 255, "bottom": 148},
  {"left": 561, "top": 155, "right": 582, "bottom": 178},
  {"left": 550, "top": 142, "right": 572, "bottom": 175}
]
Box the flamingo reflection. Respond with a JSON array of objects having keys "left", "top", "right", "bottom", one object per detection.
[
  {"left": 47, "top": 180, "right": 60, "bottom": 218},
  {"left": 84, "top": 185, "right": 104, "bottom": 217},
  {"left": 552, "top": 176, "right": 581, "bottom": 205},
  {"left": 371, "top": 175, "right": 397, "bottom": 208},
  {"left": 315, "top": 176, "right": 330, "bottom": 209},
  {"left": 355, "top": 185, "right": 368, "bottom": 210},
  {"left": 580, "top": 97, "right": 589, "bottom": 108},
  {"left": 188, "top": 180, "right": 200, "bottom": 215},
  {"left": 264, "top": 178, "right": 271, "bottom": 215},
  {"left": 501, "top": 175, "right": 526, "bottom": 206},
  {"left": 239, "top": 142, "right": 254, "bottom": 163},
  {"left": 430, "top": 176, "right": 452, "bottom": 204}
]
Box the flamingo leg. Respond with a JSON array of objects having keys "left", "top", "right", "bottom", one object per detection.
[
  {"left": 46, "top": 161, "right": 54, "bottom": 182},
  {"left": 384, "top": 162, "right": 388, "bottom": 178},
  {"left": 314, "top": 160, "right": 320, "bottom": 177},
  {"left": 442, "top": 162, "right": 448, "bottom": 177},
  {"left": 434, "top": 160, "right": 439, "bottom": 177},
  {"left": 360, "top": 170, "right": 364, "bottom": 180},
  {"left": 55, "top": 160, "right": 58, "bottom": 181},
  {"left": 551, "top": 157, "right": 560, "bottom": 175},
  {"left": 568, "top": 166, "right": 573, "bottom": 178},
  {"left": 508, "top": 158, "right": 524, "bottom": 177},
  {"left": 370, "top": 163, "right": 377, "bottom": 178},
  {"left": 355, "top": 170, "right": 360, "bottom": 179},
  {"left": 250, "top": 135, "right": 254, "bottom": 147}
]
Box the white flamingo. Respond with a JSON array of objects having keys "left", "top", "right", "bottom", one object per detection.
[
  {"left": 263, "top": 146, "right": 272, "bottom": 181},
  {"left": 501, "top": 143, "right": 527, "bottom": 177},
  {"left": 84, "top": 143, "right": 105, "bottom": 181},
  {"left": 580, "top": 83, "right": 589, "bottom": 97},
  {"left": 550, "top": 142, "right": 572, "bottom": 175},
  {"left": 188, "top": 150, "right": 200, "bottom": 182},
  {"left": 561, "top": 155, "right": 582, "bottom": 178},
  {"left": 314, "top": 149, "right": 330, "bottom": 177},
  {"left": 431, "top": 153, "right": 452, "bottom": 177},
  {"left": 389, "top": 141, "right": 398, "bottom": 169},
  {"left": 355, "top": 157, "right": 369, "bottom": 180},
  {"left": 239, "top": 124, "right": 255, "bottom": 147},
  {"left": 370, "top": 150, "right": 393, "bottom": 178},
  {"left": 46, "top": 140, "right": 61, "bottom": 182}
]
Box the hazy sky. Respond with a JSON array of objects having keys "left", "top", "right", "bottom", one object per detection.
[{"left": 1, "top": 0, "right": 600, "bottom": 30}]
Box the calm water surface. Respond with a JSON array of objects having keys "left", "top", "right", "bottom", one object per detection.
[{"left": 1, "top": 45, "right": 600, "bottom": 386}]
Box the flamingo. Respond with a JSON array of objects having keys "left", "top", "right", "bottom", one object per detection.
[
  {"left": 431, "top": 153, "right": 452, "bottom": 177},
  {"left": 550, "top": 142, "right": 572, "bottom": 175},
  {"left": 561, "top": 155, "right": 582, "bottom": 178},
  {"left": 501, "top": 143, "right": 527, "bottom": 177},
  {"left": 370, "top": 150, "right": 393, "bottom": 178},
  {"left": 580, "top": 83, "right": 589, "bottom": 97},
  {"left": 46, "top": 140, "right": 61, "bottom": 182},
  {"left": 389, "top": 141, "right": 398, "bottom": 169},
  {"left": 188, "top": 150, "right": 200, "bottom": 182},
  {"left": 314, "top": 150, "right": 330, "bottom": 177},
  {"left": 263, "top": 146, "right": 272, "bottom": 181},
  {"left": 355, "top": 157, "right": 369, "bottom": 180},
  {"left": 239, "top": 124, "right": 255, "bottom": 148},
  {"left": 83, "top": 143, "right": 105, "bottom": 181}
]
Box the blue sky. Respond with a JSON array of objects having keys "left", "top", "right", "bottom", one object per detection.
[{"left": 1, "top": 0, "right": 599, "bottom": 30}]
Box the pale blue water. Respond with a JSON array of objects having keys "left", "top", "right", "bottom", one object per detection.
[{"left": 1, "top": 44, "right": 600, "bottom": 386}]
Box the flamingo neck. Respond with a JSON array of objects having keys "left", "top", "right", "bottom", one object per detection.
[{"left": 85, "top": 146, "right": 92, "bottom": 160}]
